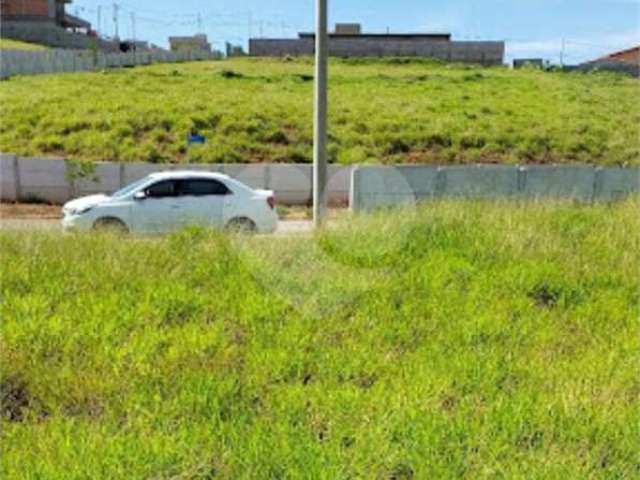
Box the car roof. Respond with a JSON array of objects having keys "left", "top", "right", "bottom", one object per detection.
[{"left": 148, "top": 170, "right": 231, "bottom": 181}]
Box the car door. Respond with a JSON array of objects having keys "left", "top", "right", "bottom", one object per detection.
[
  {"left": 176, "top": 178, "right": 232, "bottom": 229},
  {"left": 134, "top": 180, "right": 184, "bottom": 233}
]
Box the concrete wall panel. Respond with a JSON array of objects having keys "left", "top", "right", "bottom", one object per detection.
[
  {"left": 327, "top": 166, "right": 352, "bottom": 205},
  {"left": 222, "top": 164, "right": 267, "bottom": 190},
  {"left": 0, "top": 153, "right": 18, "bottom": 202},
  {"left": 268, "top": 164, "right": 312, "bottom": 205},
  {"left": 351, "top": 166, "right": 424, "bottom": 211},
  {"left": 123, "top": 163, "right": 162, "bottom": 185},
  {"left": 521, "top": 166, "right": 596, "bottom": 200},
  {"left": 443, "top": 165, "right": 519, "bottom": 197},
  {"left": 597, "top": 168, "right": 640, "bottom": 200},
  {"left": 74, "top": 162, "right": 122, "bottom": 196},
  {"left": 18, "top": 157, "right": 69, "bottom": 203},
  {"left": 398, "top": 166, "right": 441, "bottom": 199}
]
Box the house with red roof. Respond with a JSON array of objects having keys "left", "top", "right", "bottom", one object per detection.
[{"left": 578, "top": 45, "right": 639, "bottom": 77}]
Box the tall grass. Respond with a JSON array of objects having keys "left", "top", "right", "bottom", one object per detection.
[
  {"left": 0, "top": 57, "right": 638, "bottom": 166},
  {"left": 1, "top": 199, "right": 638, "bottom": 478}
]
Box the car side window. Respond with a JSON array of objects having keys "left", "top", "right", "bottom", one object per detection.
[
  {"left": 146, "top": 180, "right": 176, "bottom": 198},
  {"left": 178, "top": 179, "right": 231, "bottom": 196}
]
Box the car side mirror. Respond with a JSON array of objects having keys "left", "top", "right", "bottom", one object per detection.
[{"left": 133, "top": 191, "right": 147, "bottom": 201}]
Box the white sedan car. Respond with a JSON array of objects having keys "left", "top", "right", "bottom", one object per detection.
[{"left": 62, "top": 171, "right": 279, "bottom": 234}]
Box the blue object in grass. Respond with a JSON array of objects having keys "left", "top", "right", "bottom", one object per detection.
[{"left": 188, "top": 134, "right": 206, "bottom": 145}]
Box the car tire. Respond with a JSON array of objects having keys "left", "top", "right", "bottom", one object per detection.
[
  {"left": 225, "top": 217, "right": 257, "bottom": 234},
  {"left": 93, "top": 217, "right": 129, "bottom": 235}
]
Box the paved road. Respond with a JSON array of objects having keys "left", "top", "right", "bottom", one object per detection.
[{"left": 0, "top": 218, "right": 313, "bottom": 235}]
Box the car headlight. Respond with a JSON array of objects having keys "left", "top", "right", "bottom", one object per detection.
[{"left": 73, "top": 205, "right": 94, "bottom": 215}]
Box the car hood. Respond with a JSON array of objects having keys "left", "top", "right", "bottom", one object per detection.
[{"left": 63, "top": 194, "right": 110, "bottom": 212}]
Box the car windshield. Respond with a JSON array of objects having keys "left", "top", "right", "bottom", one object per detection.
[{"left": 111, "top": 177, "right": 151, "bottom": 198}]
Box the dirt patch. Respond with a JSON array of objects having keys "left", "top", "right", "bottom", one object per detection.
[
  {"left": 529, "top": 283, "right": 561, "bottom": 308},
  {"left": 1, "top": 377, "right": 32, "bottom": 422},
  {"left": 1, "top": 203, "right": 62, "bottom": 220}
]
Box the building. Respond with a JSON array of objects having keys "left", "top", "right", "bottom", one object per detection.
[
  {"left": 250, "top": 23, "right": 505, "bottom": 65},
  {"left": 169, "top": 34, "right": 211, "bottom": 53},
  {"left": 577, "top": 45, "right": 639, "bottom": 77},
  {"left": 513, "top": 58, "right": 544, "bottom": 69},
  {"left": 0, "top": 0, "right": 116, "bottom": 50},
  {"left": 225, "top": 42, "right": 245, "bottom": 57},
  {"left": 600, "top": 45, "right": 640, "bottom": 65}
]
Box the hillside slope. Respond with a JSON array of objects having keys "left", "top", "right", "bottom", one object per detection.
[
  {"left": 0, "top": 39, "right": 48, "bottom": 51},
  {"left": 0, "top": 58, "right": 638, "bottom": 165}
]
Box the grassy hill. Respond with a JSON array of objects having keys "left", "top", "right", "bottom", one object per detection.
[
  {"left": 1, "top": 199, "right": 637, "bottom": 478},
  {"left": 0, "top": 57, "right": 638, "bottom": 166},
  {"left": 0, "top": 39, "right": 48, "bottom": 51}
]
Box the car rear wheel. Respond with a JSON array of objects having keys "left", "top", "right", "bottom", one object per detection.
[
  {"left": 93, "top": 218, "right": 129, "bottom": 235},
  {"left": 225, "top": 217, "right": 257, "bottom": 234}
]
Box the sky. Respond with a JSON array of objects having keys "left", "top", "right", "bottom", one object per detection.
[{"left": 72, "top": 0, "right": 640, "bottom": 64}]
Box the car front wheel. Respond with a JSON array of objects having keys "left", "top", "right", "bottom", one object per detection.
[{"left": 93, "top": 217, "right": 129, "bottom": 235}]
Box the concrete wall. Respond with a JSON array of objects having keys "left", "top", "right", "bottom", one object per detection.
[
  {"left": 351, "top": 165, "right": 640, "bottom": 211},
  {"left": 2, "top": 156, "right": 636, "bottom": 209},
  {"left": 574, "top": 59, "right": 639, "bottom": 78},
  {"left": 250, "top": 38, "right": 505, "bottom": 65},
  {"left": 0, "top": 154, "right": 353, "bottom": 206},
  {"left": 0, "top": 20, "right": 117, "bottom": 51},
  {"left": 0, "top": 48, "right": 220, "bottom": 78}
]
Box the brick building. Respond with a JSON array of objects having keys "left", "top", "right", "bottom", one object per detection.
[
  {"left": 600, "top": 46, "right": 640, "bottom": 65},
  {"left": 577, "top": 45, "right": 640, "bottom": 77},
  {"left": 250, "top": 23, "right": 505, "bottom": 65},
  {"left": 0, "top": 0, "right": 116, "bottom": 50},
  {"left": 169, "top": 34, "right": 212, "bottom": 53}
]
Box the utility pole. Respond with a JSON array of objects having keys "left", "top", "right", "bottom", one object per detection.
[
  {"left": 113, "top": 3, "right": 119, "bottom": 40},
  {"left": 131, "top": 12, "right": 136, "bottom": 43},
  {"left": 197, "top": 13, "right": 203, "bottom": 32},
  {"left": 313, "top": 0, "right": 328, "bottom": 228},
  {"left": 97, "top": 6, "right": 101, "bottom": 36},
  {"left": 560, "top": 38, "right": 566, "bottom": 67}
]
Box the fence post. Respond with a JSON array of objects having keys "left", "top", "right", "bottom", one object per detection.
[
  {"left": 65, "top": 160, "right": 76, "bottom": 199},
  {"left": 13, "top": 155, "right": 22, "bottom": 202},
  {"left": 349, "top": 166, "right": 359, "bottom": 211},
  {"left": 435, "top": 166, "right": 446, "bottom": 196},
  {"left": 593, "top": 167, "right": 603, "bottom": 201},
  {"left": 119, "top": 163, "right": 125, "bottom": 188},
  {"left": 265, "top": 164, "right": 272, "bottom": 190},
  {"left": 517, "top": 166, "right": 527, "bottom": 194}
]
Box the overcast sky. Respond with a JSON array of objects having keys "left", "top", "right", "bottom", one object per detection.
[{"left": 73, "top": 0, "right": 640, "bottom": 64}]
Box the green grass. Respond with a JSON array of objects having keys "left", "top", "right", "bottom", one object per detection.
[
  {"left": 0, "top": 57, "right": 638, "bottom": 166},
  {"left": 1, "top": 199, "right": 638, "bottom": 478},
  {"left": 0, "top": 39, "right": 48, "bottom": 51}
]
